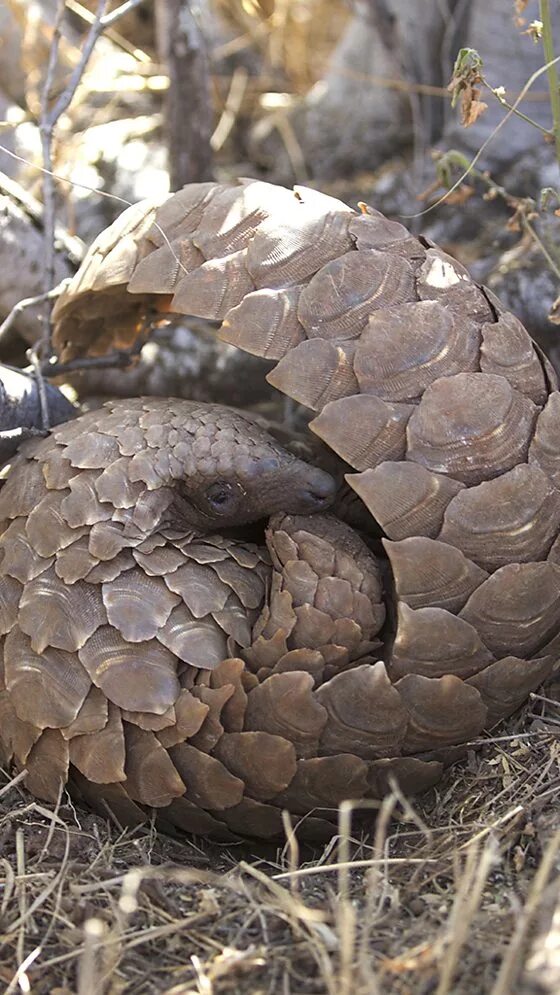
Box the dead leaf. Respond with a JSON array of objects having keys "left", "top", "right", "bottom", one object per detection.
[
  {"left": 447, "top": 48, "right": 488, "bottom": 129},
  {"left": 461, "top": 87, "right": 488, "bottom": 126},
  {"left": 548, "top": 295, "right": 560, "bottom": 324}
]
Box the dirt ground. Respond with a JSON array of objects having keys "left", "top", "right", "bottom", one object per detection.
[{"left": 0, "top": 692, "right": 558, "bottom": 995}]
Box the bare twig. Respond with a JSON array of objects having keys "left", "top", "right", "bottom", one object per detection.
[
  {"left": 0, "top": 281, "right": 71, "bottom": 345},
  {"left": 539, "top": 0, "right": 560, "bottom": 167},
  {"left": 211, "top": 65, "right": 249, "bottom": 152},
  {"left": 491, "top": 830, "right": 560, "bottom": 995},
  {"left": 39, "top": 0, "right": 69, "bottom": 349},
  {"left": 429, "top": 153, "right": 560, "bottom": 282},
  {"left": 483, "top": 76, "right": 553, "bottom": 136},
  {"left": 39, "top": 0, "right": 147, "bottom": 356},
  {"left": 64, "top": 0, "right": 151, "bottom": 62},
  {"left": 27, "top": 348, "right": 52, "bottom": 432},
  {"left": 38, "top": 336, "right": 146, "bottom": 378}
]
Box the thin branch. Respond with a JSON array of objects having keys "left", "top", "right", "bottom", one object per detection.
[
  {"left": 103, "top": 0, "right": 147, "bottom": 30},
  {"left": 0, "top": 281, "right": 71, "bottom": 344},
  {"left": 403, "top": 53, "right": 560, "bottom": 218},
  {"left": 27, "top": 349, "right": 52, "bottom": 432},
  {"left": 39, "top": 0, "right": 68, "bottom": 326},
  {"left": 64, "top": 0, "right": 152, "bottom": 62},
  {"left": 483, "top": 76, "right": 553, "bottom": 136},
  {"left": 454, "top": 164, "right": 560, "bottom": 282},
  {"left": 39, "top": 0, "right": 148, "bottom": 355},
  {"left": 35, "top": 0, "right": 148, "bottom": 430},
  {"left": 540, "top": 0, "right": 560, "bottom": 167},
  {"left": 211, "top": 66, "right": 249, "bottom": 152},
  {"left": 38, "top": 337, "right": 146, "bottom": 378}
]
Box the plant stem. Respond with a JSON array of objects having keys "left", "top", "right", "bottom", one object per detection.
[{"left": 539, "top": 0, "right": 560, "bottom": 167}]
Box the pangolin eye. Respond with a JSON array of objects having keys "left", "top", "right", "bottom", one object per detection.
[{"left": 205, "top": 481, "right": 237, "bottom": 512}]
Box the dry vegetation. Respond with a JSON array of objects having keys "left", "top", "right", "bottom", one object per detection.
[{"left": 0, "top": 699, "right": 558, "bottom": 994}]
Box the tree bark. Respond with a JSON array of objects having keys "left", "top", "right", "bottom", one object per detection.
[{"left": 156, "top": 0, "right": 213, "bottom": 190}]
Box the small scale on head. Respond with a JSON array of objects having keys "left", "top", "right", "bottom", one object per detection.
[
  {"left": 46, "top": 398, "right": 337, "bottom": 537},
  {"left": 168, "top": 403, "right": 337, "bottom": 532}
]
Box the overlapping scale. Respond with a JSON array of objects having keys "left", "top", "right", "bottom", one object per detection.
[
  {"left": 191, "top": 180, "right": 296, "bottom": 259},
  {"left": 407, "top": 374, "right": 538, "bottom": 485},
  {"left": 267, "top": 339, "right": 358, "bottom": 410},
  {"left": 127, "top": 237, "right": 204, "bottom": 294},
  {"left": 41, "top": 449, "right": 75, "bottom": 490},
  {"left": 348, "top": 210, "right": 424, "bottom": 259},
  {"left": 123, "top": 724, "right": 185, "bottom": 807},
  {"left": 157, "top": 689, "right": 209, "bottom": 747},
  {"left": 78, "top": 625, "right": 179, "bottom": 712},
  {"left": 188, "top": 684, "right": 233, "bottom": 751},
  {"left": 529, "top": 391, "right": 560, "bottom": 487},
  {"left": 62, "top": 432, "right": 121, "bottom": 470},
  {"left": 389, "top": 603, "right": 494, "bottom": 680},
  {"left": 157, "top": 603, "right": 229, "bottom": 668},
  {"left": 24, "top": 728, "right": 70, "bottom": 803},
  {"left": 439, "top": 464, "right": 560, "bottom": 570},
  {"left": 310, "top": 395, "right": 412, "bottom": 470},
  {"left": 416, "top": 248, "right": 493, "bottom": 322},
  {"left": 347, "top": 462, "right": 464, "bottom": 540},
  {"left": 213, "top": 732, "right": 297, "bottom": 800},
  {"left": 219, "top": 286, "right": 306, "bottom": 359},
  {"left": 480, "top": 311, "right": 548, "bottom": 404},
  {"left": 60, "top": 686, "right": 108, "bottom": 740},
  {"left": 246, "top": 199, "right": 353, "bottom": 289},
  {"left": 102, "top": 570, "right": 180, "bottom": 642},
  {"left": 467, "top": 655, "right": 554, "bottom": 726},
  {"left": 168, "top": 743, "right": 244, "bottom": 810},
  {"left": 298, "top": 250, "right": 416, "bottom": 340},
  {"left": 355, "top": 301, "right": 480, "bottom": 402},
  {"left": 60, "top": 473, "right": 113, "bottom": 529},
  {"left": 459, "top": 562, "right": 560, "bottom": 658},
  {"left": 0, "top": 575, "right": 22, "bottom": 634},
  {"left": 396, "top": 675, "right": 487, "bottom": 754},
  {"left": 0, "top": 692, "right": 41, "bottom": 767},
  {"left": 0, "top": 458, "right": 48, "bottom": 521},
  {"left": 245, "top": 672, "right": 327, "bottom": 758},
  {"left": 55, "top": 535, "right": 103, "bottom": 584},
  {"left": 315, "top": 663, "right": 407, "bottom": 759},
  {"left": 208, "top": 658, "right": 249, "bottom": 731},
  {"left": 171, "top": 249, "right": 254, "bottom": 321},
  {"left": 18, "top": 568, "right": 106, "bottom": 653},
  {"left": 146, "top": 183, "right": 218, "bottom": 246},
  {"left": 383, "top": 537, "right": 488, "bottom": 612},
  {"left": 273, "top": 754, "right": 369, "bottom": 814},
  {"left": 68, "top": 703, "right": 126, "bottom": 783},
  {"left": 368, "top": 757, "right": 444, "bottom": 798},
  {"left": 25, "top": 491, "right": 85, "bottom": 558},
  {"left": 121, "top": 706, "right": 176, "bottom": 731},
  {"left": 4, "top": 627, "right": 91, "bottom": 728}
]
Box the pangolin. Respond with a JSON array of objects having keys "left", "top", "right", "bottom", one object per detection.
[{"left": 0, "top": 178, "right": 557, "bottom": 839}]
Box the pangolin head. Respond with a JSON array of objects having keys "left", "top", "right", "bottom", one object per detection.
[
  {"left": 168, "top": 402, "right": 337, "bottom": 532},
  {"left": 44, "top": 398, "right": 337, "bottom": 538}
]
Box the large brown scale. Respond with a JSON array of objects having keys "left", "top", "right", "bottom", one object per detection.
[{"left": 0, "top": 179, "right": 557, "bottom": 840}]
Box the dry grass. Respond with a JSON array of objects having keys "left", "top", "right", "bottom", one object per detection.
[{"left": 0, "top": 696, "right": 558, "bottom": 995}]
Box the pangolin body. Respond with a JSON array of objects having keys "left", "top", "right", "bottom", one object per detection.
[{"left": 0, "top": 179, "right": 558, "bottom": 838}]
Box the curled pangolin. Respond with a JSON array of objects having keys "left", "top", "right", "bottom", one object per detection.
[{"left": 0, "top": 178, "right": 558, "bottom": 839}]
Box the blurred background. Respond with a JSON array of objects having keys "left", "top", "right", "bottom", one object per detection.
[{"left": 1, "top": 0, "right": 559, "bottom": 396}]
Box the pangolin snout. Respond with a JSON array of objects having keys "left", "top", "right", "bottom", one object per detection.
[{"left": 292, "top": 465, "right": 337, "bottom": 513}]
